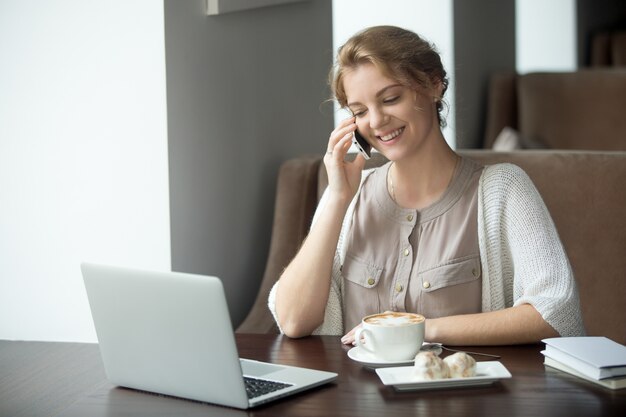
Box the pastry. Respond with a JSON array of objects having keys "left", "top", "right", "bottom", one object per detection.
[
  {"left": 444, "top": 352, "right": 476, "bottom": 378},
  {"left": 413, "top": 351, "right": 450, "bottom": 380}
]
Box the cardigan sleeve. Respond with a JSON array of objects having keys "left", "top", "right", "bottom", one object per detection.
[{"left": 478, "top": 164, "right": 585, "bottom": 337}]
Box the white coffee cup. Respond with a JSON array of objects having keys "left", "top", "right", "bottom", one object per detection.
[{"left": 354, "top": 312, "right": 425, "bottom": 362}]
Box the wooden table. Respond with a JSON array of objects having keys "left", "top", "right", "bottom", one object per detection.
[{"left": 1, "top": 335, "right": 625, "bottom": 416}]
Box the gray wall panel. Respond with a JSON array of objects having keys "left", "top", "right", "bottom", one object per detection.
[
  {"left": 165, "top": 0, "right": 333, "bottom": 327},
  {"left": 453, "top": 0, "right": 516, "bottom": 149}
]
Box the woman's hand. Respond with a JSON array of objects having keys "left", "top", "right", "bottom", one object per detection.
[
  {"left": 324, "top": 117, "right": 367, "bottom": 203},
  {"left": 341, "top": 323, "right": 362, "bottom": 345}
]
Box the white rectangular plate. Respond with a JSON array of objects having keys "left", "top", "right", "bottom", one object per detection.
[{"left": 375, "top": 361, "right": 512, "bottom": 391}]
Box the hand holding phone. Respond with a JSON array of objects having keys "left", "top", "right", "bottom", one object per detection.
[{"left": 352, "top": 129, "right": 371, "bottom": 160}]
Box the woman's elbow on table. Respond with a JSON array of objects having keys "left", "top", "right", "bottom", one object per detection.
[{"left": 278, "top": 313, "right": 322, "bottom": 339}]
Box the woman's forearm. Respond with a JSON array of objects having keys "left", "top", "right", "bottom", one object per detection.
[
  {"left": 425, "top": 304, "right": 558, "bottom": 346},
  {"left": 275, "top": 195, "right": 350, "bottom": 338}
]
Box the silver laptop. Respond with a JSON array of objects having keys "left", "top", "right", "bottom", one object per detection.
[{"left": 81, "top": 263, "right": 337, "bottom": 409}]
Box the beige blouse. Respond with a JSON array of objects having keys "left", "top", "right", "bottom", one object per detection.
[
  {"left": 269, "top": 161, "right": 585, "bottom": 338},
  {"left": 342, "top": 157, "right": 484, "bottom": 330}
]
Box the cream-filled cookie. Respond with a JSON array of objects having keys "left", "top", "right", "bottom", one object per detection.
[
  {"left": 413, "top": 351, "right": 450, "bottom": 380},
  {"left": 443, "top": 352, "right": 476, "bottom": 378}
]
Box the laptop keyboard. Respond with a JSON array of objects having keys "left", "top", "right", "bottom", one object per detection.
[{"left": 244, "top": 376, "right": 293, "bottom": 399}]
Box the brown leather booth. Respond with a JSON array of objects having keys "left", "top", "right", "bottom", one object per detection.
[
  {"left": 483, "top": 70, "right": 626, "bottom": 151},
  {"left": 237, "top": 151, "right": 626, "bottom": 345},
  {"left": 591, "top": 30, "right": 626, "bottom": 67}
]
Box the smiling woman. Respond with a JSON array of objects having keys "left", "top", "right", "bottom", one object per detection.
[
  {"left": 341, "top": 64, "right": 442, "bottom": 168},
  {"left": 331, "top": 0, "right": 456, "bottom": 146},
  {"left": 269, "top": 26, "right": 585, "bottom": 346},
  {"left": 332, "top": 25, "right": 448, "bottom": 129}
]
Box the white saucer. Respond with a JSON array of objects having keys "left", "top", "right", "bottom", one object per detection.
[
  {"left": 347, "top": 346, "right": 415, "bottom": 369},
  {"left": 347, "top": 343, "right": 444, "bottom": 369}
]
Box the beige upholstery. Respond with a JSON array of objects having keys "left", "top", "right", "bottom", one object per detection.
[
  {"left": 237, "top": 151, "right": 626, "bottom": 345},
  {"left": 483, "top": 70, "right": 626, "bottom": 151}
]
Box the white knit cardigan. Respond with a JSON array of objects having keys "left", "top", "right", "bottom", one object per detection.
[{"left": 268, "top": 163, "right": 586, "bottom": 338}]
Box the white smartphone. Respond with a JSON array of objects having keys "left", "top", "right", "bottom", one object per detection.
[{"left": 352, "top": 129, "right": 371, "bottom": 160}]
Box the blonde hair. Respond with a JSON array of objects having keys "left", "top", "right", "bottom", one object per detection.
[{"left": 329, "top": 26, "right": 449, "bottom": 127}]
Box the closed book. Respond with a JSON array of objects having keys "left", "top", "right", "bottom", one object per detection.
[
  {"left": 542, "top": 337, "right": 626, "bottom": 380},
  {"left": 544, "top": 357, "right": 626, "bottom": 390}
]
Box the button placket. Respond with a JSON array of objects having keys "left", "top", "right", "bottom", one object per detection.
[{"left": 390, "top": 225, "right": 413, "bottom": 311}]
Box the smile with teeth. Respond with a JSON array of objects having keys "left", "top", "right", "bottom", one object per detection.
[{"left": 378, "top": 127, "right": 404, "bottom": 142}]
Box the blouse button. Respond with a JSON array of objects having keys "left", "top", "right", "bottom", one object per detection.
[
  {"left": 367, "top": 278, "right": 375, "bottom": 286},
  {"left": 423, "top": 281, "right": 431, "bottom": 289},
  {"left": 407, "top": 214, "right": 414, "bottom": 222},
  {"left": 472, "top": 268, "right": 478, "bottom": 277},
  {"left": 403, "top": 248, "right": 410, "bottom": 257},
  {"left": 395, "top": 284, "right": 403, "bottom": 292}
]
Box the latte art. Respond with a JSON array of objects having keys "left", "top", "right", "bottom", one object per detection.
[
  {"left": 364, "top": 312, "right": 424, "bottom": 326},
  {"left": 356, "top": 311, "right": 425, "bottom": 361}
]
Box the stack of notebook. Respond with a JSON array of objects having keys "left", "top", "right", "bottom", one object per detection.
[{"left": 542, "top": 337, "right": 626, "bottom": 390}]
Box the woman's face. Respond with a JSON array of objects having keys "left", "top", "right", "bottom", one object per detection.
[{"left": 343, "top": 63, "right": 441, "bottom": 161}]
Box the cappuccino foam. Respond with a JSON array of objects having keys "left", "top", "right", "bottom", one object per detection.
[{"left": 365, "top": 312, "right": 423, "bottom": 326}]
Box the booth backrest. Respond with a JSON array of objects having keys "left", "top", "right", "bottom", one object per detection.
[
  {"left": 591, "top": 30, "right": 626, "bottom": 67},
  {"left": 483, "top": 70, "right": 626, "bottom": 151}
]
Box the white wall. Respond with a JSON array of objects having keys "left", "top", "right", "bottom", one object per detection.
[
  {"left": 516, "top": 0, "right": 577, "bottom": 73},
  {"left": 0, "top": 1, "right": 171, "bottom": 342},
  {"left": 332, "top": 0, "right": 455, "bottom": 147}
]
